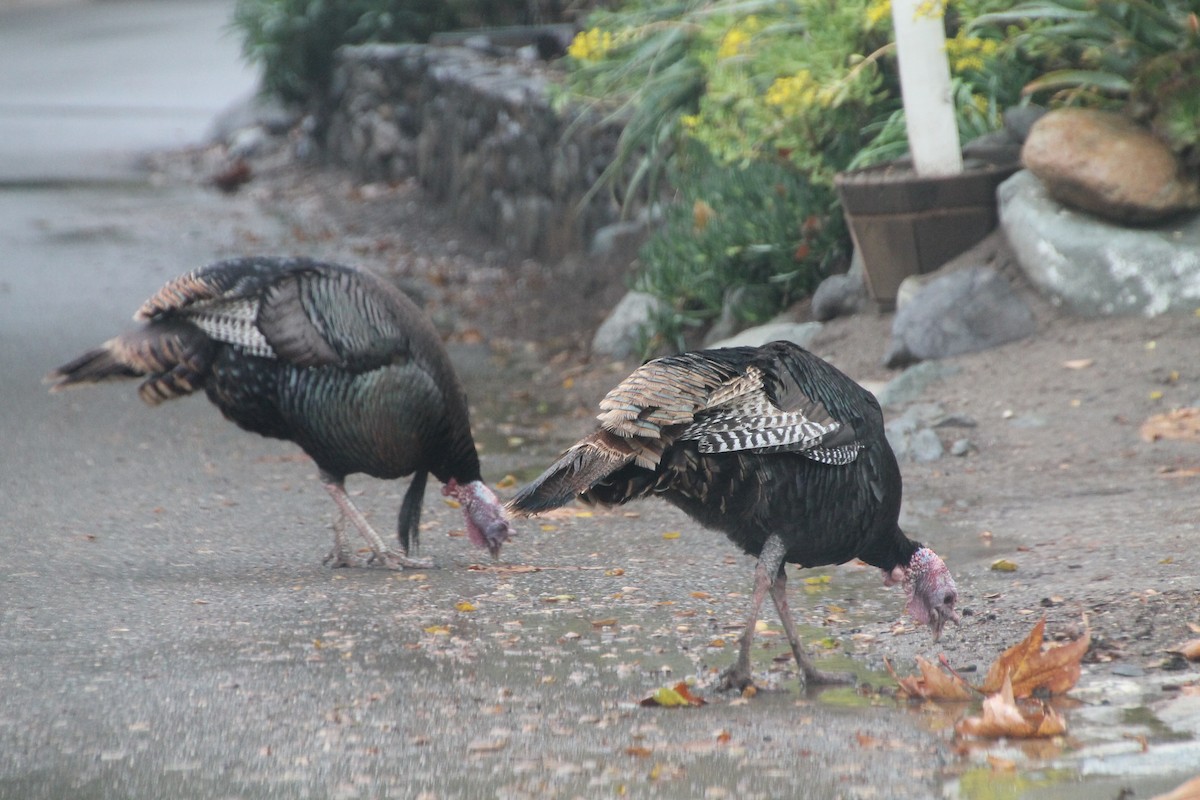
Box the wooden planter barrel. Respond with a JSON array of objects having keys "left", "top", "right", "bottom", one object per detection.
[{"left": 835, "top": 162, "right": 1019, "bottom": 310}]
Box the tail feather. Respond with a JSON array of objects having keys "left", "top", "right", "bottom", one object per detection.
[
  {"left": 45, "top": 321, "right": 213, "bottom": 406},
  {"left": 508, "top": 434, "right": 634, "bottom": 516},
  {"left": 45, "top": 344, "right": 141, "bottom": 389}
]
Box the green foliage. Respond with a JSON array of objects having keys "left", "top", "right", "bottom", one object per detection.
[
  {"left": 231, "top": 0, "right": 537, "bottom": 106},
  {"left": 971, "top": 0, "right": 1200, "bottom": 170},
  {"left": 232, "top": 0, "right": 452, "bottom": 105},
  {"left": 565, "top": 0, "right": 1037, "bottom": 349},
  {"left": 634, "top": 147, "right": 847, "bottom": 355}
]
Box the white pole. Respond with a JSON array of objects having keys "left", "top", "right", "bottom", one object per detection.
[{"left": 890, "top": 0, "right": 962, "bottom": 176}]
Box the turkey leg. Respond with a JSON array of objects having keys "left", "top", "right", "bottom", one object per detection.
[
  {"left": 719, "top": 534, "right": 786, "bottom": 691},
  {"left": 769, "top": 570, "right": 856, "bottom": 687},
  {"left": 720, "top": 533, "right": 854, "bottom": 691},
  {"left": 321, "top": 475, "right": 433, "bottom": 569}
]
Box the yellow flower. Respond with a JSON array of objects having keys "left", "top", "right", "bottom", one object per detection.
[
  {"left": 716, "top": 16, "right": 761, "bottom": 59},
  {"left": 568, "top": 28, "right": 614, "bottom": 62},
  {"left": 945, "top": 30, "right": 998, "bottom": 75},
  {"left": 766, "top": 70, "right": 821, "bottom": 115},
  {"left": 865, "top": 0, "right": 892, "bottom": 28}
]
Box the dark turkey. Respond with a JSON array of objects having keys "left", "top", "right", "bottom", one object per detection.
[
  {"left": 509, "top": 340, "right": 958, "bottom": 689},
  {"left": 46, "top": 256, "right": 512, "bottom": 568}
]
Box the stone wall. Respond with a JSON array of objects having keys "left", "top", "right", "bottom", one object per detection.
[{"left": 325, "top": 44, "right": 628, "bottom": 260}]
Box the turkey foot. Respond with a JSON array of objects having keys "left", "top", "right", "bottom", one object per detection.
[
  {"left": 323, "top": 479, "right": 434, "bottom": 570},
  {"left": 718, "top": 664, "right": 756, "bottom": 693}
]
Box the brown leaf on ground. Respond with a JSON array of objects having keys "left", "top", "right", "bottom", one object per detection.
[
  {"left": 1151, "top": 775, "right": 1200, "bottom": 800},
  {"left": 886, "top": 656, "right": 976, "bottom": 701},
  {"left": 956, "top": 675, "right": 1067, "bottom": 739},
  {"left": 1169, "top": 639, "right": 1200, "bottom": 661},
  {"left": 1141, "top": 407, "right": 1200, "bottom": 442},
  {"left": 979, "top": 617, "right": 1090, "bottom": 698}
]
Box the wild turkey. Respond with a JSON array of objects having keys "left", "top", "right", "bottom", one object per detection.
[
  {"left": 509, "top": 340, "right": 958, "bottom": 689},
  {"left": 46, "top": 256, "right": 512, "bottom": 568}
]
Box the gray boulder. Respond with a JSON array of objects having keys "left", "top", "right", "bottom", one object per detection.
[
  {"left": 1000, "top": 170, "right": 1200, "bottom": 316},
  {"left": 883, "top": 265, "right": 1036, "bottom": 367},
  {"left": 811, "top": 251, "right": 868, "bottom": 321},
  {"left": 707, "top": 321, "right": 823, "bottom": 350},
  {"left": 591, "top": 291, "right": 668, "bottom": 360}
]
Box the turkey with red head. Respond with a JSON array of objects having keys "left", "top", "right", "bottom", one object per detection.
[
  {"left": 509, "top": 340, "right": 958, "bottom": 690},
  {"left": 46, "top": 256, "right": 512, "bottom": 568}
]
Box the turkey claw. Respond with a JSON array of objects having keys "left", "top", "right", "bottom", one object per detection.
[
  {"left": 370, "top": 549, "right": 435, "bottom": 570},
  {"left": 718, "top": 667, "right": 756, "bottom": 694},
  {"left": 324, "top": 548, "right": 367, "bottom": 569}
]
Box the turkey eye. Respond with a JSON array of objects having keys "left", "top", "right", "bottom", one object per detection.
[{"left": 943, "top": 593, "right": 956, "bottom": 606}]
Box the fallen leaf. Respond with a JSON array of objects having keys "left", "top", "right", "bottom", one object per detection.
[
  {"left": 625, "top": 745, "right": 653, "bottom": 758},
  {"left": 886, "top": 656, "right": 976, "bottom": 701},
  {"left": 1151, "top": 775, "right": 1200, "bottom": 800},
  {"left": 495, "top": 474, "right": 517, "bottom": 489},
  {"left": 467, "top": 736, "right": 509, "bottom": 753},
  {"left": 987, "top": 755, "right": 1018, "bottom": 771},
  {"left": 1062, "top": 359, "right": 1094, "bottom": 370},
  {"left": 662, "top": 531, "right": 681, "bottom": 540},
  {"left": 640, "top": 681, "right": 706, "bottom": 708},
  {"left": 1169, "top": 639, "right": 1200, "bottom": 661},
  {"left": 990, "top": 559, "right": 1018, "bottom": 572},
  {"left": 979, "top": 617, "right": 1091, "bottom": 698},
  {"left": 1141, "top": 408, "right": 1200, "bottom": 442},
  {"left": 956, "top": 674, "right": 1067, "bottom": 739},
  {"left": 455, "top": 601, "right": 476, "bottom": 612},
  {"left": 423, "top": 625, "right": 450, "bottom": 635},
  {"left": 591, "top": 618, "right": 618, "bottom": 628}
]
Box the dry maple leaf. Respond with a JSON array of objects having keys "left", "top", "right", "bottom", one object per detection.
[
  {"left": 886, "top": 656, "right": 975, "bottom": 701},
  {"left": 956, "top": 674, "right": 1067, "bottom": 739},
  {"left": 979, "top": 617, "right": 1090, "bottom": 698},
  {"left": 1141, "top": 407, "right": 1200, "bottom": 442}
]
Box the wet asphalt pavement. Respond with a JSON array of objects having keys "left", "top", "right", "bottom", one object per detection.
[
  {"left": 6, "top": 3, "right": 1197, "bottom": 800},
  {"left": 0, "top": 3, "right": 951, "bottom": 798}
]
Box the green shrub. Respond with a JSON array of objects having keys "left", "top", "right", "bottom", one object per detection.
[
  {"left": 634, "top": 146, "right": 847, "bottom": 355},
  {"left": 972, "top": 0, "right": 1200, "bottom": 171},
  {"left": 232, "top": 0, "right": 541, "bottom": 106}
]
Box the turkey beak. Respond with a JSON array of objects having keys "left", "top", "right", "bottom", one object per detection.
[
  {"left": 929, "top": 602, "right": 961, "bottom": 642},
  {"left": 485, "top": 521, "right": 510, "bottom": 561}
]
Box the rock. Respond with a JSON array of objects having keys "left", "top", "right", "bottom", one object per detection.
[
  {"left": 1000, "top": 170, "right": 1200, "bottom": 316},
  {"left": 326, "top": 44, "right": 632, "bottom": 260},
  {"left": 1002, "top": 105, "right": 1046, "bottom": 143},
  {"left": 949, "top": 438, "right": 972, "bottom": 457},
  {"left": 589, "top": 219, "right": 649, "bottom": 262},
  {"left": 591, "top": 291, "right": 668, "bottom": 360},
  {"left": 1022, "top": 108, "right": 1200, "bottom": 224},
  {"left": 885, "top": 409, "right": 945, "bottom": 463},
  {"left": 811, "top": 251, "right": 867, "bottom": 321},
  {"left": 875, "top": 361, "right": 961, "bottom": 409},
  {"left": 883, "top": 265, "right": 1036, "bottom": 368},
  {"left": 962, "top": 131, "right": 1022, "bottom": 168},
  {"left": 707, "top": 321, "right": 822, "bottom": 350}
]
